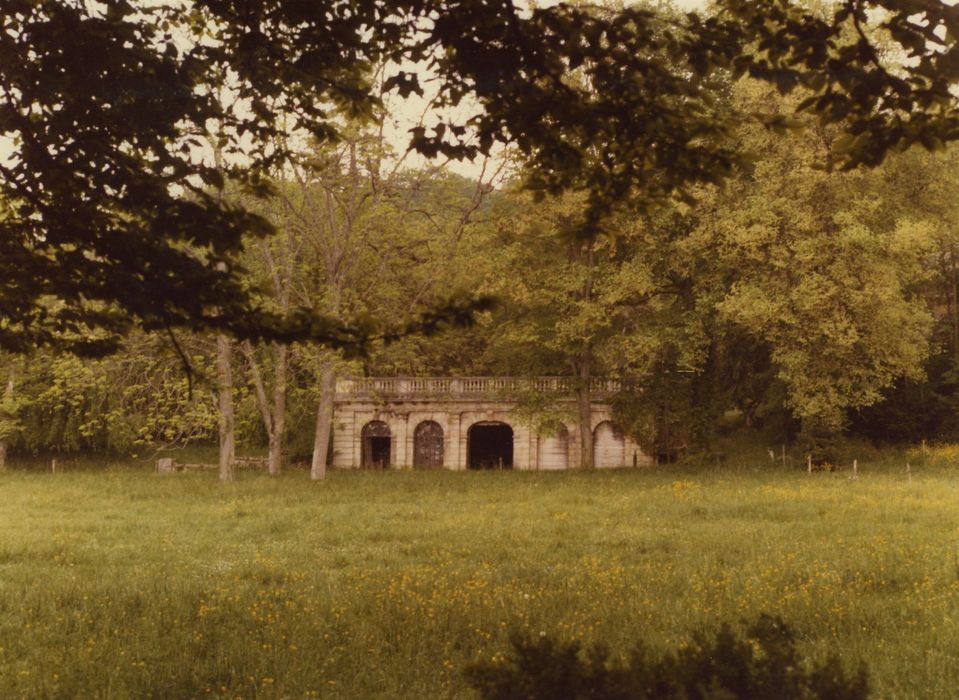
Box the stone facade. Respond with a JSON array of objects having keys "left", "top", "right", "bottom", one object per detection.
[{"left": 332, "top": 377, "right": 651, "bottom": 469}]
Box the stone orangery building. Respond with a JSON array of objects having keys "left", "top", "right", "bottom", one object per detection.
[{"left": 331, "top": 377, "right": 651, "bottom": 470}]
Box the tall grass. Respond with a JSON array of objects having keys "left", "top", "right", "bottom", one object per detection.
[{"left": 0, "top": 449, "right": 957, "bottom": 698}]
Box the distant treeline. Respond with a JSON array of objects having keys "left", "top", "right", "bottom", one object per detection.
[{"left": 3, "top": 81, "right": 959, "bottom": 465}]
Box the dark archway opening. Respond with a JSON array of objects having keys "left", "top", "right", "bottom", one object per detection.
[
  {"left": 361, "top": 420, "right": 391, "bottom": 468},
  {"left": 468, "top": 422, "right": 513, "bottom": 469}
]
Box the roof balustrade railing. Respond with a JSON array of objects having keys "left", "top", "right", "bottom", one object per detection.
[{"left": 335, "top": 376, "right": 629, "bottom": 398}]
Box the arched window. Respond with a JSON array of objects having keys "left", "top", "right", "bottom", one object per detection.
[
  {"left": 413, "top": 421, "right": 444, "bottom": 468},
  {"left": 593, "top": 421, "right": 625, "bottom": 468},
  {"left": 537, "top": 424, "right": 569, "bottom": 470}
]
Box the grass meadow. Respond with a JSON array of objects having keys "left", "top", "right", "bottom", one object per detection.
[{"left": 1, "top": 446, "right": 958, "bottom": 698}]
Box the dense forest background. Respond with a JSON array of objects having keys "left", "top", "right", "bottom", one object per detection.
[{"left": 2, "top": 71, "right": 958, "bottom": 467}]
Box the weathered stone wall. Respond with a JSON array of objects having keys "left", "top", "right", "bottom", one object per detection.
[{"left": 332, "top": 379, "right": 651, "bottom": 469}]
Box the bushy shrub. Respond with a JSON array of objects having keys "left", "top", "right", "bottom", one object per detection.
[
  {"left": 465, "top": 615, "right": 868, "bottom": 700},
  {"left": 905, "top": 442, "right": 959, "bottom": 469}
]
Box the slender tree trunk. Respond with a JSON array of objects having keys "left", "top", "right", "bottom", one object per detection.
[
  {"left": 268, "top": 345, "right": 287, "bottom": 476},
  {"left": 215, "top": 335, "right": 235, "bottom": 482},
  {"left": 0, "top": 363, "right": 17, "bottom": 472},
  {"left": 577, "top": 351, "right": 594, "bottom": 469},
  {"left": 577, "top": 242, "right": 595, "bottom": 469},
  {"left": 951, "top": 243, "right": 959, "bottom": 355},
  {"left": 311, "top": 361, "right": 337, "bottom": 480},
  {"left": 240, "top": 342, "right": 286, "bottom": 476}
]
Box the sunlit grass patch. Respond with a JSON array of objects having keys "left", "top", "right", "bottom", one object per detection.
[{"left": 0, "top": 455, "right": 957, "bottom": 698}]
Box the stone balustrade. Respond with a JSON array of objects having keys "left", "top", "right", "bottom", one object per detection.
[{"left": 335, "top": 376, "right": 626, "bottom": 398}]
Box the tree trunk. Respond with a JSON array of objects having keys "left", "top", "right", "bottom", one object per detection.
[
  {"left": 951, "top": 242, "right": 959, "bottom": 355},
  {"left": 576, "top": 241, "right": 595, "bottom": 469},
  {"left": 577, "top": 352, "right": 593, "bottom": 469},
  {"left": 0, "top": 363, "right": 18, "bottom": 472},
  {"left": 268, "top": 345, "right": 287, "bottom": 476},
  {"left": 215, "top": 334, "right": 235, "bottom": 482},
  {"left": 242, "top": 342, "right": 287, "bottom": 476},
  {"left": 311, "top": 361, "right": 337, "bottom": 480}
]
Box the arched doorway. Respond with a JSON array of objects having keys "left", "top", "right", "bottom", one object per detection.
[
  {"left": 467, "top": 422, "right": 513, "bottom": 469},
  {"left": 361, "top": 420, "right": 391, "bottom": 468},
  {"left": 413, "top": 420, "right": 444, "bottom": 468},
  {"left": 537, "top": 424, "right": 569, "bottom": 470},
  {"left": 593, "top": 421, "right": 625, "bottom": 468}
]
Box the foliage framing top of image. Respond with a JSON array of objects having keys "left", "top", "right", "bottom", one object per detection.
[{"left": 1, "top": 0, "right": 957, "bottom": 353}]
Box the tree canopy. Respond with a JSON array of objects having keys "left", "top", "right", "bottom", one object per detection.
[{"left": 1, "top": 0, "right": 958, "bottom": 354}]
